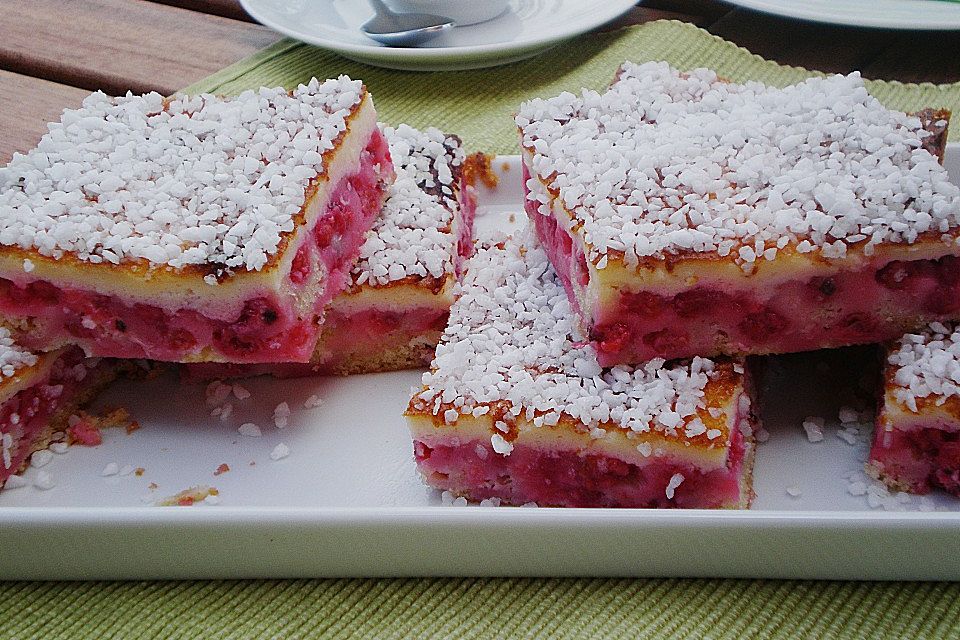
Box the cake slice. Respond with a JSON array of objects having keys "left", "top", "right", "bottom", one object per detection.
[
  {"left": 869, "top": 322, "right": 960, "bottom": 496},
  {"left": 0, "top": 328, "right": 119, "bottom": 489},
  {"left": 183, "top": 124, "right": 481, "bottom": 379},
  {"left": 0, "top": 77, "right": 393, "bottom": 364},
  {"left": 406, "top": 232, "right": 757, "bottom": 508},
  {"left": 518, "top": 62, "right": 960, "bottom": 366}
]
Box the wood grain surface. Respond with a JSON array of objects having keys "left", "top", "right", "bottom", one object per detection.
[
  {"left": 0, "top": 0, "right": 279, "bottom": 96},
  {"left": 0, "top": 70, "right": 88, "bottom": 164}
]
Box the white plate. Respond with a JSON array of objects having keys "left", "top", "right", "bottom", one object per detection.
[
  {"left": 2, "top": 149, "right": 960, "bottom": 580},
  {"left": 238, "top": 0, "right": 638, "bottom": 71},
  {"left": 725, "top": 0, "right": 960, "bottom": 30}
]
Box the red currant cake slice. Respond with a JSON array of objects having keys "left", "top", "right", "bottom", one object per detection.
[
  {"left": 183, "top": 125, "right": 480, "bottom": 379},
  {"left": 517, "top": 62, "right": 959, "bottom": 366},
  {"left": 869, "top": 322, "right": 960, "bottom": 496},
  {"left": 406, "top": 233, "right": 757, "bottom": 508},
  {"left": 0, "top": 328, "right": 118, "bottom": 489},
  {"left": 0, "top": 77, "right": 393, "bottom": 364}
]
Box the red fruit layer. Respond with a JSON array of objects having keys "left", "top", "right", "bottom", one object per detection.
[
  {"left": 0, "top": 130, "right": 392, "bottom": 364},
  {"left": 525, "top": 176, "right": 960, "bottom": 365},
  {"left": 0, "top": 349, "right": 101, "bottom": 486},
  {"left": 870, "top": 425, "right": 960, "bottom": 496},
  {"left": 182, "top": 302, "right": 449, "bottom": 379},
  {"left": 412, "top": 425, "right": 748, "bottom": 509}
]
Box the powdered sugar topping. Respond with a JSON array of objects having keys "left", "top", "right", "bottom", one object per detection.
[
  {"left": 0, "top": 327, "right": 38, "bottom": 378},
  {"left": 887, "top": 322, "right": 960, "bottom": 411},
  {"left": 0, "top": 77, "right": 365, "bottom": 272},
  {"left": 414, "top": 231, "right": 727, "bottom": 436},
  {"left": 353, "top": 125, "right": 465, "bottom": 286},
  {"left": 518, "top": 62, "right": 960, "bottom": 271}
]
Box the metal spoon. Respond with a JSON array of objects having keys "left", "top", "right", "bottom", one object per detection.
[{"left": 361, "top": 0, "right": 454, "bottom": 47}]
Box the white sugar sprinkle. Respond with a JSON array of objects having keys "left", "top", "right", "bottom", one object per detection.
[
  {"left": 101, "top": 462, "right": 119, "bottom": 477},
  {"left": 4, "top": 474, "right": 27, "bottom": 489},
  {"left": 888, "top": 322, "right": 960, "bottom": 410},
  {"left": 237, "top": 423, "right": 261, "bottom": 437},
  {"left": 232, "top": 385, "right": 251, "bottom": 400},
  {"left": 518, "top": 62, "right": 960, "bottom": 271},
  {"left": 353, "top": 125, "right": 467, "bottom": 287},
  {"left": 665, "top": 473, "right": 685, "bottom": 500},
  {"left": 303, "top": 394, "right": 323, "bottom": 409},
  {"left": 33, "top": 470, "right": 55, "bottom": 490},
  {"left": 0, "top": 327, "right": 38, "bottom": 380},
  {"left": 0, "top": 77, "right": 365, "bottom": 272},
  {"left": 270, "top": 442, "right": 290, "bottom": 460},
  {"left": 31, "top": 449, "right": 53, "bottom": 468},
  {"left": 412, "top": 233, "right": 737, "bottom": 440},
  {"left": 786, "top": 486, "right": 803, "bottom": 498},
  {"left": 49, "top": 442, "right": 68, "bottom": 454},
  {"left": 802, "top": 417, "right": 825, "bottom": 443},
  {"left": 490, "top": 433, "right": 514, "bottom": 456},
  {"left": 838, "top": 406, "right": 859, "bottom": 424}
]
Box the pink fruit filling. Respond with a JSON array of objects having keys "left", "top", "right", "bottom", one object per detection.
[
  {"left": 413, "top": 422, "right": 748, "bottom": 508},
  {"left": 183, "top": 302, "right": 449, "bottom": 379},
  {"left": 0, "top": 130, "right": 393, "bottom": 364},
  {"left": 525, "top": 167, "right": 960, "bottom": 365},
  {"left": 0, "top": 349, "right": 102, "bottom": 486},
  {"left": 870, "top": 426, "right": 960, "bottom": 496}
]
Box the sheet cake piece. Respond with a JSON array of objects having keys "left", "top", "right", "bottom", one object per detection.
[
  {"left": 183, "top": 124, "right": 480, "bottom": 379},
  {"left": 406, "top": 231, "right": 756, "bottom": 508},
  {"left": 0, "top": 328, "right": 119, "bottom": 489},
  {"left": 870, "top": 322, "right": 960, "bottom": 495},
  {"left": 0, "top": 77, "right": 393, "bottom": 364},
  {"left": 518, "top": 62, "right": 959, "bottom": 366}
]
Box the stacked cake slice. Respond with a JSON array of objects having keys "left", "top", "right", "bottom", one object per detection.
[
  {"left": 517, "top": 62, "right": 959, "bottom": 367},
  {"left": 406, "top": 236, "right": 756, "bottom": 508},
  {"left": 0, "top": 77, "right": 393, "bottom": 364},
  {"left": 185, "top": 124, "right": 479, "bottom": 379}
]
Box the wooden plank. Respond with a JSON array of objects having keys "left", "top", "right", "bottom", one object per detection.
[
  {"left": 709, "top": 9, "right": 892, "bottom": 74},
  {"left": 0, "top": 70, "right": 89, "bottom": 164},
  {"left": 148, "top": 0, "right": 253, "bottom": 22},
  {"left": 0, "top": 0, "right": 281, "bottom": 96},
  {"left": 863, "top": 32, "right": 960, "bottom": 83}
]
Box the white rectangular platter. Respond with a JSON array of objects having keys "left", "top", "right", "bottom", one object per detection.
[{"left": 2, "top": 149, "right": 960, "bottom": 581}]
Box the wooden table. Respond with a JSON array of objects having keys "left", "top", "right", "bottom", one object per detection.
[{"left": 2, "top": 0, "right": 958, "bottom": 164}]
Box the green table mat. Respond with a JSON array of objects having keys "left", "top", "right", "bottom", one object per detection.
[
  {"left": 8, "top": 20, "right": 960, "bottom": 640},
  {"left": 184, "top": 19, "right": 960, "bottom": 154}
]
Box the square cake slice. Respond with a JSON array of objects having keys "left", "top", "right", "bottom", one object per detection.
[
  {"left": 0, "top": 77, "right": 393, "bottom": 364},
  {"left": 0, "top": 329, "right": 119, "bottom": 489},
  {"left": 183, "top": 124, "right": 481, "bottom": 379},
  {"left": 406, "top": 231, "right": 757, "bottom": 508},
  {"left": 518, "top": 62, "right": 960, "bottom": 366},
  {"left": 869, "top": 322, "right": 960, "bottom": 496}
]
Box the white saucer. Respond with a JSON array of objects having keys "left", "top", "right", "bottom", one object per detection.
[
  {"left": 239, "top": 0, "right": 638, "bottom": 71},
  {"left": 725, "top": 0, "right": 960, "bottom": 30}
]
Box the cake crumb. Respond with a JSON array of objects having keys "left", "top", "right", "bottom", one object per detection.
[
  {"left": 148, "top": 482, "right": 158, "bottom": 490},
  {"left": 134, "top": 467, "right": 145, "bottom": 477},
  {"left": 214, "top": 463, "right": 230, "bottom": 476},
  {"left": 158, "top": 486, "right": 219, "bottom": 507},
  {"left": 67, "top": 416, "right": 102, "bottom": 447}
]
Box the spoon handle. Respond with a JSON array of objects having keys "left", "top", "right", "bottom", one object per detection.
[{"left": 368, "top": 0, "right": 395, "bottom": 16}]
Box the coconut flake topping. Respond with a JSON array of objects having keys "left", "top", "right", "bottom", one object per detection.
[
  {"left": 0, "top": 327, "right": 38, "bottom": 378},
  {"left": 887, "top": 322, "right": 960, "bottom": 411},
  {"left": 353, "top": 125, "right": 465, "bottom": 287},
  {"left": 517, "top": 62, "right": 960, "bottom": 271},
  {"left": 414, "top": 229, "right": 726, "bottom": 435},
  {"left": 0, "top": 76, "right": 365, "bottom": 272}
]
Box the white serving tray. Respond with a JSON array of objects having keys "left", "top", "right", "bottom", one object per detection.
[{"left": 2, "top": 149, "right": 960, "bottom": 580}]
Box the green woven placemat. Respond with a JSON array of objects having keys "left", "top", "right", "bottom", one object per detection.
[
  {"left": 7, "top": 20, "right": 960, "bottom": 640},
  {"left": 183, "top": 19, "right": 960, "bottom": 155}
]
